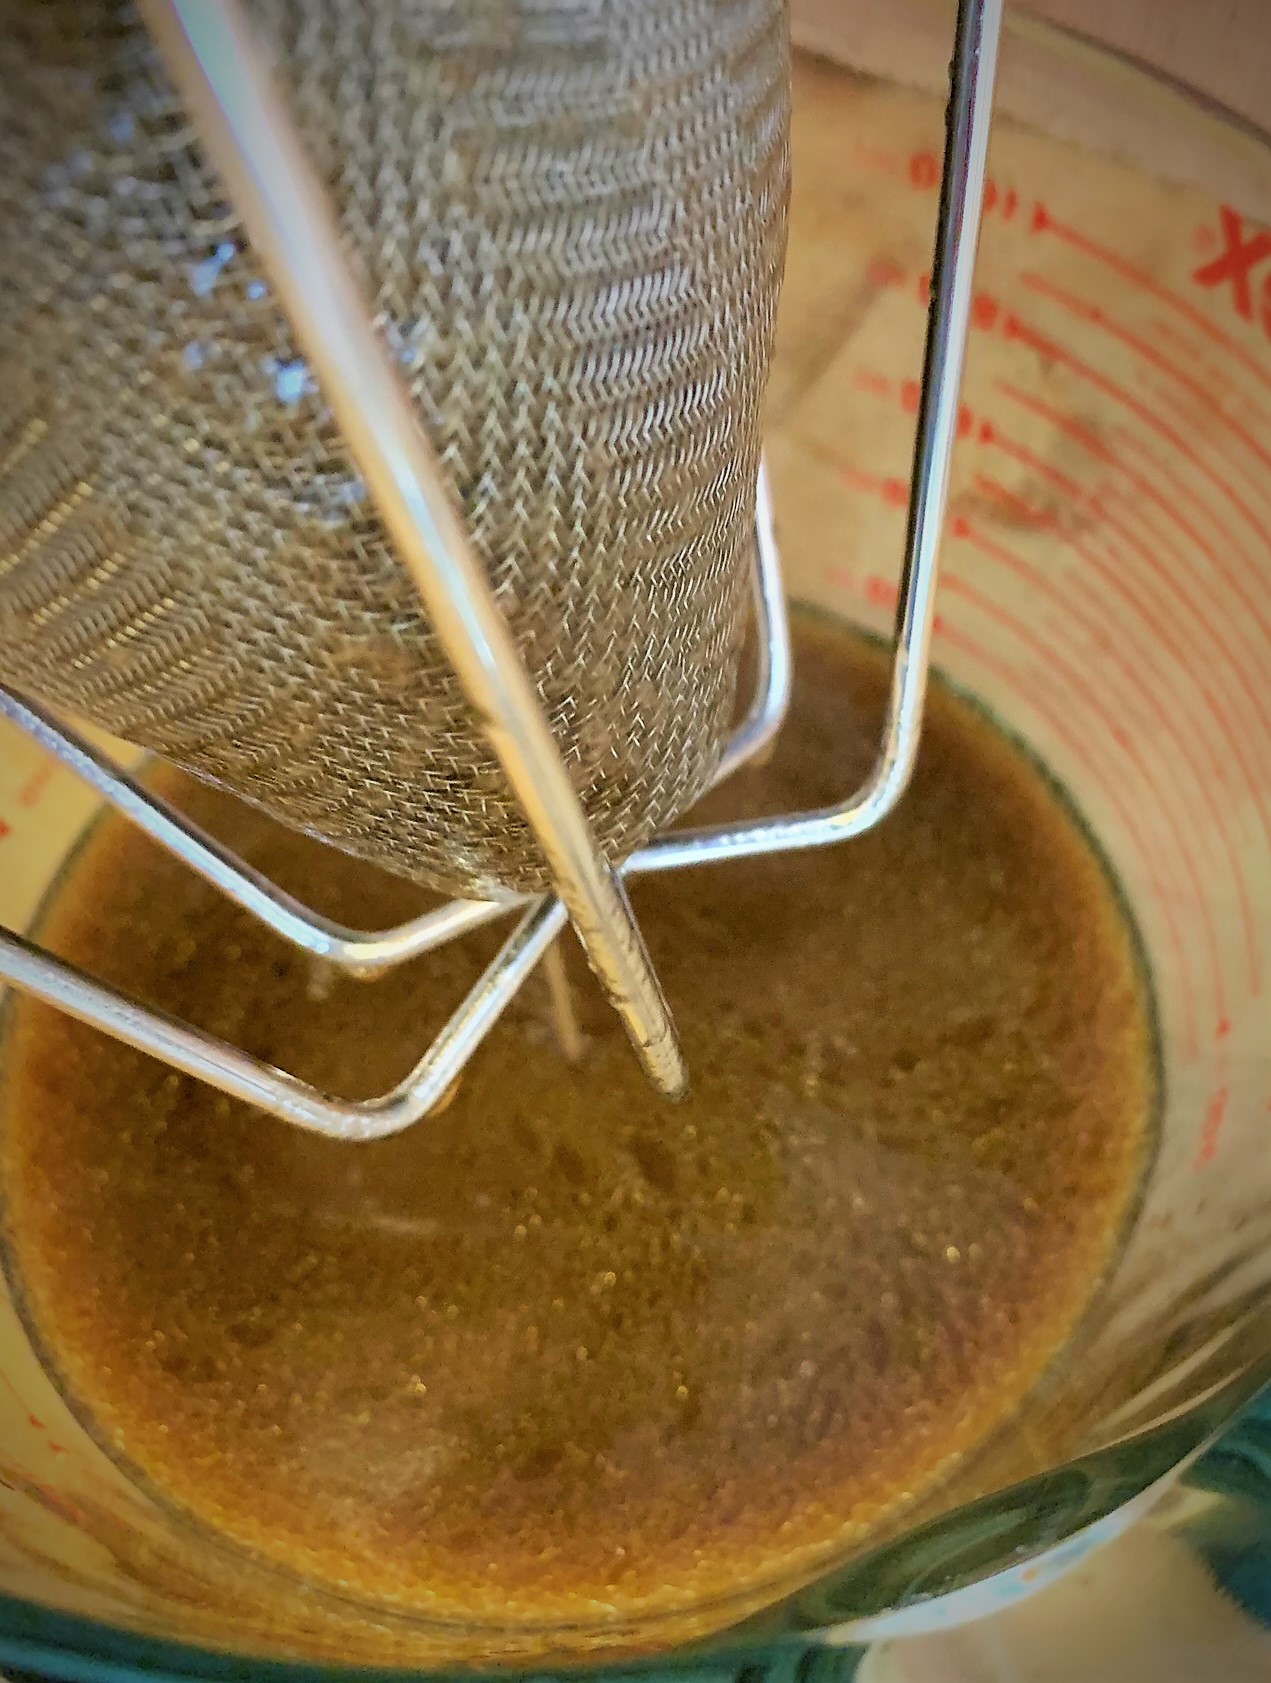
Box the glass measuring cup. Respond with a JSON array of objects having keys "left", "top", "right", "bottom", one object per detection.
[{"left": 3, "top": 11, "right": 1271, "bottom": 1676}]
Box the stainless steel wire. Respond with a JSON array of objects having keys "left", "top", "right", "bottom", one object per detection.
[
  {"left": 637, "top": 0, "right": 1002, "bottom": 877},
  {"left": 0, "top": 0, "right": 787, "bottom": 899},
  {"left": 137, "top": 0, "right": 686, "bottom": 1095},
  {"left": 0, "top": 507, "right": 788, "bottom": 1140},
  {"left": 0, "top": 0, "right": 1003, "bottom": 1138},
  {"left": 0, "top": 463, "right": 787, "bottom": 982}
]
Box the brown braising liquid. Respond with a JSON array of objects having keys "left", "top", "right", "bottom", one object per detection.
[{"left": 1, "top": 615, "right": 1152, "bottom": 1625}]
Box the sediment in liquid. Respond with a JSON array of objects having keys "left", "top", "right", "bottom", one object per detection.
[{"left": 1, "top": 615, "right": 1151, "bottom": 1624}]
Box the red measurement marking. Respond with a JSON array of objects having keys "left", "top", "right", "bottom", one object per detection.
[
  {"left": 852, "top": 367, "right": 893, "bottom": 397},
  {"left": 1114, "top": 422, "right": 1271, "bottom": 729},
  {"left": 849, "top": 360, "right": 988, "bottom": 448},
  {"left": 971, "top": 465, "right": 1262, "bottom": 995},
  {"left": 974, "top": 461, "right": 1271, "bottom": 854},
  {"left": 1152, "top": 316, "right": 1240, "bottom": 398},
  {"left": 0, "top": 815, "right": 10, "bottom": 841},
  {"left": 909, "top": 150, "right": 940, "bottom": 190},
  {"left": 802, "top": 440, "right": 912, "bottom": 512},
  {"left": 896, "top": 375, "right": 976, "bottom": 438},
  {"left": 1001, "top": 313, "right": 1271, "bottom": 564},
  {"left": 969, "top": 475, "right": 1056, "bottom": 531},
  {"left": 0, "top": 1467, "right": 88, "bottom": 1526},
  {"left": 984, "top": 422, "right": 1271, "bottom": 768},
  {"left": 841, "top": 385, "right": 1265, "bottom": 982},
  {"left": 18, "top": 759, "right": 54, "bottom": 808},
  {"left": 959, "top": 512, "right": 1248, "bottom": 968},
  {"left": 825, "top": 430, "right": 1255, "bottom": 1010},
  {"left": 0, "top": 1368, "right": 48, "bottom": 1436},
  {"left": 867, "top": 257, "right": 904, "bottom": 290},
  {"left": 863, "top": 573, "right": 895, "bottom": 608},
  {"left": 1141, "top": 374, "right": 1271, "bottom": 531},
  {"left": 1020, "top": 272, "right": 1271, "bottom": 505},
  {"left": 978, "top": 421, "right": 1086, "bottom": 498},
  {"left": 998, "top": 380, "right": 1271, "bottom": 666},
  {"left": 1192, "top": 207, "right": 1271, "bottom": 326},
  {"left": 831, "top": 420, "right": 1262, "bottom": 795},
  {"left": 976, "top": 427, "right": 1265, "bottom": 737},
  {"left": 1194, "top": 1085, "right": 1230, "bottom": 1168},
  {"left": 911, "top": 275, "right": 1000, "bottom": 319},
  {"left": 827, "top": 522, "right": 1207, "bottom": 1044},
  {"left": 967, "top": 485, "right": 1241, "bottom": 832},
  {"left": 906, "top": 158, "right": 1018, "bottom": 219},
  {"left": 860, "top": 572, "right": 948, "bottom": 636},
  {"left": 979, "top": 179, "right": 1018, "bottom": 221},
  {"left": 945, "top": 559, "right": 1211, "bottom": 1050},
  {"left": 1032, "top": 203, "right": 1271, "bottom": 398},
  {"left": 938, "top": 607, "right": 1200, "bottom": 1056},
  {"left": 852, "top": 140, "right": 902, "bottom": 178},
  {"left": 850, "top": 465, "right": 908, "bottom": 509}
]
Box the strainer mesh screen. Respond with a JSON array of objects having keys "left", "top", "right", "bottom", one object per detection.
[{"left": 0, "top": 0, "right": 789, "bottom": 896}]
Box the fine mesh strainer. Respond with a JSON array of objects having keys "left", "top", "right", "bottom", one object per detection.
[
  {"left": 0, "top": 0, "right": 789, "bottom": 901},
  {"left": 0, "top": 0, "right": 1001, "bottom": 1137}
]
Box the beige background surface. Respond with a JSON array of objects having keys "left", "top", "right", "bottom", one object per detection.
[
  {"left": 795, "top": 0, "right": 1271, "bottom": 132},
  {"left": 791, "top": 0, "right": 1271, "bottom": 220}
]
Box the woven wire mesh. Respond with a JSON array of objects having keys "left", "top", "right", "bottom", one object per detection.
[{"left": 0, "top": 0, "right": 789, "bottom": 896}]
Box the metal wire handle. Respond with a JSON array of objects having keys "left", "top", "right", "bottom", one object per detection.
[
  {"left": 0, "top": 468, "right": 787, "bottom": 981},
  {"left": 0, "top": 0, "right": 1002, "bottom": 1139},
  {"left": 0, "top": 506, "right": 789, "bottom": 1142}
]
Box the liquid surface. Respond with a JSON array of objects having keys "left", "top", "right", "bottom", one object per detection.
[{"left": 1, "top": 617, "right": 1151, "bottom": 1626}]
